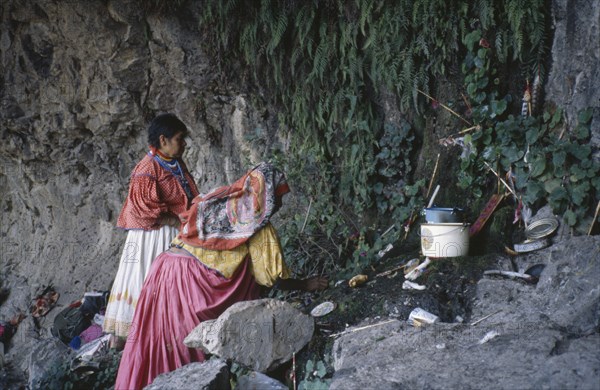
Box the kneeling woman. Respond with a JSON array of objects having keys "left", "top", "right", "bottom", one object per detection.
[{"left": 114, "top": 163, "right": 327, "bottom": 389}]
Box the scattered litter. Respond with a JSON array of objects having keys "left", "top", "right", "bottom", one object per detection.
[
  {"left": 377, "top": 243, "right": 394, "bottom": 258},
  {"left": 310, "top": 301, "right": 336, "bottom": 317},
  {"left": 408, "top": 307, "right": 439, "bottom": 327},
  {"left": 348, "top": 274, "right": 368, "bottom": 288},
  {"left": 405, "top": 258, "right": 431, "bottom": 281},
  {"left": 70, "top": 334, "right": 111, "bottom": 371},
  {"left": 524, "top": 263, "right": 545, "bottom": 279},
  {"left": 483, "top": 270, "right": 536, "bottom": 283},
  {"left": 329, "top": 319, "right": 396, "bottom": 338},
  {"left": 402, "top": 280, "right": 426, "bottom": 290},
  {"left": 513, "top": 238, "right": 550, "bottom": 253},
  {"left": 435, "top": 343, "right": 446, "bottom": 350},
  {"left": 455, "top": 315, "right": 464, "bottom": 323},
  {"left": 334, "top": 280, "right": 346, "bottom": 287},
  {"left": 469, "top": 194, "right": 505, "bottom": 237},
  {"left": 30, "top": 285, "right": 59, "bottom": 318},
  {"left": 525, "top": 217, "right": 559, "bottom": 240},
  {"left": 375, "top": 258, "right": 421, "bottom": 279},
  {"left": 478, "top": 330, "right": 500, "bottom": 344},
  {"left": 470, "top": 310, "right": 502, "bottom": 326},
  {"left": 93, "top": 314, "right": 104, "bottom": 327},
  {"left": 403, "top": 258, "right": 420, "bottom": 275}
]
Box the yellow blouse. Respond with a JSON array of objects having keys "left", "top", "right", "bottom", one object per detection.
[{"left": 171, "top": 223, "right": 290, "bottom": 287}]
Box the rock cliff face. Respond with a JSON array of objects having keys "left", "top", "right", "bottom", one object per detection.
[
  {"left": 0, "top": 0, "right": 273, "bottom": 307},
  {"left": 0, "top": 0, "right": 598, "bottom": 380},
  {"left": 0, "top": 0, "right": 276, "bottom": 370}
]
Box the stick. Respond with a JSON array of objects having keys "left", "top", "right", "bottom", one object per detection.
[
  {"left": 292, "top": 351, "right": 297, "bottom": 390},
  {"left": 403, "top": 210, "right": 416, "bottom": 240},
  {"left": 483, "top": 162, "right": 518, "bottom": 198},
  {"left": 329, "top": 319, "right": 397, "bottom": 338},
  {"left": 470, "top": 310, "right": 502, "bottom": 326},
  {"left": 381, "top": 224, "right": 395, "bottom": 238},
  {"left": 444, "top": 125, "right": 482, "bottom": 140},
  {"left": 300, "top": 198, "right": 313, "bottom": 233},
  {"left": 376, "top": 263, "right": 410, "bottom": 278},
  {"left": 417, "top": 89, "right": 472, "bottom": 126},
  {"left": 426, "top": 153, "right": 441, "bottom": 198},
  {"left": 588, "top": 200, "right": 600, "bottom": 235},
  {"left": 427, "top": 185, "right": 441, "bottom": 208},
  {"left": 483, "top": 270, "right": 534, "bottom": 282}
]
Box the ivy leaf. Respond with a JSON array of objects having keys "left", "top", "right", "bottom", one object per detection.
[
  {"left": 526, "top": 126, "right": 542, "bottom": 144},
  {"left": 374, "top": 182, "right": 384, "bottom": 194},
  {"left": 467, "top": 82, "right": 477, "bottom": 96},
  {"left": 529, "top": 154, "right": 546, "bottom": 178},
  {"left": 316, "top": 361, "right": 327, "bottom": 378},
  {"left": 574, "top": 124, "right": 590, "bottom": 140},
  {"left": 543, "top": 111, "right": 551, "bottom": 122},
  {"left": 503, "top": 146, "right": 524, "bottom": 163},
  {"left": 549, "top": 186, "right": 568, "bottom": 203},
  {"left": 563, "top": 210, "right": 577, "bottom": 226},
  {"left": 592, "top": 176, "right": 600, "bottom": 192},
  {"left": 377, "top": 148, "right": 390, "bottom": 159},
  {"left": 549, "top": 109, "right": 563, "bottom": 128},
  {"left": 544, "top": 178, "right": 562, "bottom": 194},
  {"left": 552, "top": 151, "right": 566, "bottom": 168},
  {"left": 570, "top": 181, "right": 590, "bottom": 205},
  {"left": 578, "top": 108, "right": 593, "bottom": 124},
  {"left": 490, "top": 99, "right": 507, "bottom": 118},
  {"left": 305, "top": 360, "right": 314, "bottom": 373},
  {"left": 569, "top": 165, "right": 586, "bottom": 182},
  {"left": 568, "top": 144, "right": 591, "bottom": 160},
  {"left": 525, "top": 181, "right": 545, "bottom": 204}
]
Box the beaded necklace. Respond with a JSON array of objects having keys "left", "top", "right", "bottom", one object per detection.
[{"left": 150, "top": 151, "right": 194, "bottom": 201}]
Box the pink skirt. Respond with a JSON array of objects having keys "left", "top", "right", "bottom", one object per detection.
[{"left": 114, "top": 248, "right": 261, "bottom": 390}]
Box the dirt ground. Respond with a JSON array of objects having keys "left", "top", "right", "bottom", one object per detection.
[{"left": 277, "top": 235, "right": 500, "bottom": 387}]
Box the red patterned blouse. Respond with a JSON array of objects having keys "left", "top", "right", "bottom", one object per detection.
[{"left": 117, "top": 153, "right": 199, "bottom": 230}]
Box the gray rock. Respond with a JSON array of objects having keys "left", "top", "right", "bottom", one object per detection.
[
  {"left": 185, "top": 298, "right": 314, "bottom": 372},
  {"left": 546, "top": 0, "right": 600, "bottom": 154},
  {"left": 144, "top": 359, "right": 230, "bottom": 390},
  {"left": 472, "top": 236, "right": 600, "bottom": 335},
  {"left": 332, "top": 321, "right": 600, "bottom": 390},
  {"left": 235, "top": 371, "right": 288, "bottom": 390},
  {"left": 27, "top": 338, "right": 72, "bottom": 390},
  {"left": 331, "top": 236, "right": 600, "bottom": 389}
]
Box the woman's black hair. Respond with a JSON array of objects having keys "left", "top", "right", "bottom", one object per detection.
[{"left": 147, "top": 113, "right": 188, "bottom": 148}]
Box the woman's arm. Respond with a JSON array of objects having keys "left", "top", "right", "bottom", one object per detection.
[{"left": 276, "top": 276, "right": 329, "bottom": 292}]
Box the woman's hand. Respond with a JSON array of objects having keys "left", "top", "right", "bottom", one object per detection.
[
  {"left": 276, "top": 276, "right": 329, "bottom": 292},
  {"left": 302, "top": 276, "right": 329, "bottom": 292}
]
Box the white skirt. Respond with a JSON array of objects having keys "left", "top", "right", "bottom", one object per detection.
[{"left": 103, "top": 226, "right": 178, "bottom": 338}]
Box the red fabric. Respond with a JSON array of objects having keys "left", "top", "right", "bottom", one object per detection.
[
  {"left": 117, "top": 154, "right": 199, "bottom": 230},
  {"left": 114, "top": 249, "right": 261, "bottom": 390},
  {"left": 469, "top": 194, "right": 505, "bottom": 237},
  {"left": 79, "top": 324, "right": 103, "bottom": 344},
  {"left": 179, "top": 162, "right": 290, "bottom": 250}
]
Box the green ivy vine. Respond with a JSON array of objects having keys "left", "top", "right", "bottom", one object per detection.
[
  {"left": 194, "top": 0, "right": 553, "bottom": 274},
  {"left": 457, "top": 29, "right": 599, "bottom": 232}
]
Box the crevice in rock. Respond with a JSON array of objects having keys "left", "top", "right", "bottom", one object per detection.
[{"left": 549, "top": 335, "right": 571, "bottom": 356}]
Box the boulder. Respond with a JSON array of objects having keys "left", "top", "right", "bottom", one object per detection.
[
  {"left": 26, "top": 337, "right": 72, "bottom": 390},
  {"left": 144, "top": 359, "right": 230, "bottom": 390},
  {"left": 234, "top": 371, "right": 288, "bottom": 390},
  {"left": 185, "top": 298, "right": 314, "bottom": 372},
  {"left": 330, "top": 236, "right": 600, "bottom": 389}
]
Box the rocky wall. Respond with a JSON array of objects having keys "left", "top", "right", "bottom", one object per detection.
[{"left": 0, "top": 0, "right": 274, "bottom": 365}]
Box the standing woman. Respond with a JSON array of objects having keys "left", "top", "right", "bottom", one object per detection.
[{"left": 103, "top": 114, "right": 199, "bottom": 347}]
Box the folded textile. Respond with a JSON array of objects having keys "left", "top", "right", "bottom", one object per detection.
[{"left": 178, "top": 162, "right": 289, "bottom": 250}]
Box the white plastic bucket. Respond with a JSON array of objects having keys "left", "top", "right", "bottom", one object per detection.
[{"left": 420, "top": 223, "right": 470, "bottom": 258}]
